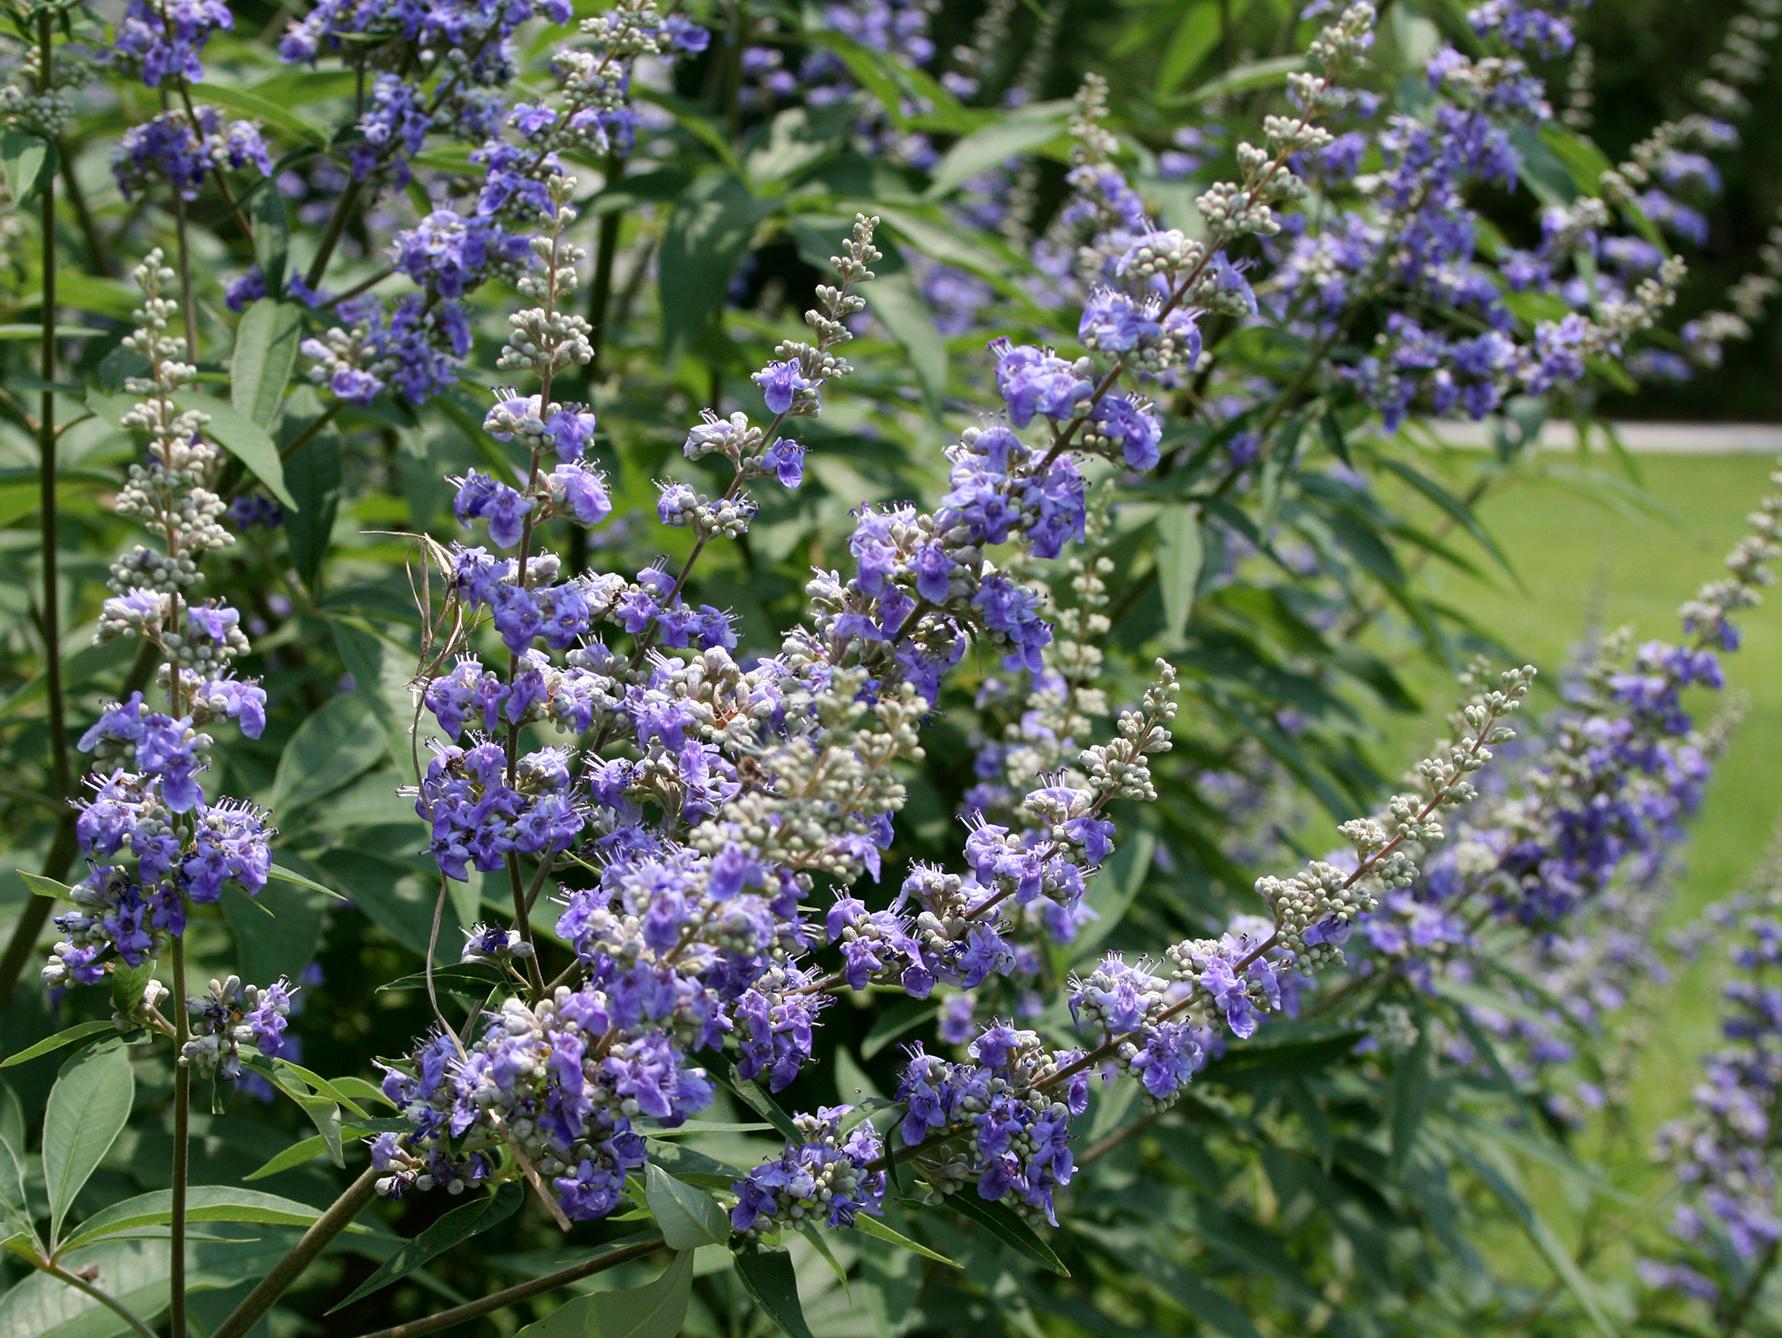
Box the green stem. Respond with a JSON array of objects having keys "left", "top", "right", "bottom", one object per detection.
[
  {"left": 171, "top": 191, "right": 199, "bottom": 360},
  {"left": 211, "top": 1167, "right": 381, "bottom": 1338},
  {"left": 305, "top": 178, "right": 365, "bottom": 291},
  {"left": 349, "top": 1235, "right": 665, "bottom": 1338},
  {"left": 3, "top": 7, "right": 77, "bottom": 1011},
  {"left": 169, "top": 937, "right": 190, "bottom": 1337},
  {"left": 35, "top": 7, "right": 67, "bottom": 824},
  {"left": 277, "top": 400, "right": 341, "bottom": 465},
  {"left": 37, "top": 1259, "right": 158, "bottom": 1338}
]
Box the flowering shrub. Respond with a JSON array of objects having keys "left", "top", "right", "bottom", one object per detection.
[{"left": 1, "top": 0, "right": 1780, "bottom": 1334}]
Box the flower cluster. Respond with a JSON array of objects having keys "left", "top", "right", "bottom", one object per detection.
[
  {"left": 1059, "top": 665, "right": 1533, "bottom": 1111},
  {"left": 374, "top": 984, "right": 712, "bottom": 1218},
  {"left": 43, "top": 255, "right": 275, "bottom": 992},
  {"left": 113, "top": 107, "right": 272, "bottom": 202},
  {"left": 1641, "top": 852, "right": 1782, "bottom": 1319},
  {"left": 113, "top": 0, "right": 234, "bottom": 88},
  {"left": 731, "top": 1107, "right": 886, "bottom": 1236},
  {"left": 897, "top": 1025, "right": 1089, "bottom": 1225},
  {"left": 288, "top": 0, "right": 705, "bottom": 408},
  {"left": 372, "top": 0, "right": 1409, "bottom": 1236}
]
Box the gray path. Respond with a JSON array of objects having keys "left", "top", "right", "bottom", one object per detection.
[{"left": 1436, "top": 420, "right": 1782, "bottom": 454}]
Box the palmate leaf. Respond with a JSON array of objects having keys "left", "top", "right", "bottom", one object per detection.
[{"left": 0, "top": 1237, "right": 290, "bottom": 1337}]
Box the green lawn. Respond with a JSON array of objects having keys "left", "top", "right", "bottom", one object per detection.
[{"left": 1376, "top": 449, "right": 1782, "bottom": 1160}]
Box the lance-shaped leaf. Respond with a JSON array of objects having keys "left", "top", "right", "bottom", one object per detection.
[{"left": 43, "top": 1043, "right": 134, "bottom": 1245}]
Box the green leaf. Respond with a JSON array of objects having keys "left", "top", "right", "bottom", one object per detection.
[
  {"left": 191, "top": 82, "right": 328, "bottom": 146},
  {"left": 0, "top": 325, "right": 108, "bottom": 341},
  {"left": 928, "top": 1192, "right": 1069, "bottom": 1276},
  {"left": 515, "top": 1247, "right": 693, "bottom": 1338},
  {"left": 1168, "top": 54, "right": 1303, "bottom": 106},
  {"left": 272, "top": 693, "right": 387, "bottom": 815},
  {"left": 0, "top": 1021, "right": 117, "bottom": 1070},
  {"left": 854, "top": 1213, "right": 959, "bottom": 1268},
  {"left": 329, "top": 1182, "right": 523, "bottom": 1312},
  {"left": 378, "top": 962, "right": 510, "bottom": 997},
  {"left": 244, "top": 1120, "right": 405, "bottom": 1181},
  {"left": 857, "top": 249, "right": 944, "bottom": 416},
  {"left": 0, "top": 1111, "right": 37, "bottom": 1254},
  {"left": 642, "top": 1140, "right": 746, "bottom": 1192},
  {"left": 1366, "top": 451, "right": 1520, "bottom": 583},
  {"left": 283, "top": 398, "right": 341, "bottom": 590},
  {"left": 294, "top": 1094, "right": 345, "bottom": 1167},
  {"left": 231, "top": 300, "right": 303, "bottom": 428},
  {"left": 0, "top": 1237, "right": 290, "bottom": 1335},
  {"left": 640, "top": 1120, "right": 772, "bottom": 1138},
  {"left": 110, "top": 956, "right": 155, "bottom": 1016},
  {"left": 330, "top": 618, "right": 421, "bottom": 774},
  {"left": 742, "top": 105, "right": 857, "bottom": 189},
  {"left": 644, "top": 1164, "right": 730, "bottom": 1250},
  {"left": 58, "top": 1186, "right": 344, "bottom": 1255},
  {"left": 1157, "top": 507, "right": 1204, "bottom": 644},
  {"left": 924, "top": 108, "right": 1066, "bottom": 200},
  {"left": 1155, "top": 3, "right": 1229, "bottom": 97},
  {"left": 18, "top": 870, "right": 72, "bottom": 900},
  {"left": 0, "top": 129, "right": 55, "bottom": 204},
  {"left": 316, "top": 846, "right": 453, "bottom": 958},
  {"left": 719, "top": 1063, "right": 800, "bottom": 1141},
  {"left": 242, "top": 1058, "right": 354, "bottom": 1166},
  {"left": 251, "top": 179, "right": 292, "bottom": 293},
  {"left": 658, "top": 173, "right": 768, "bottom": 363},
  {"left": 222, "top": 879, "right": 326, "bottom": 987},
  {"left": 1389, "top": 1031, "right": 1432, "bottom": 1172},
  {"left": 733, "top": 1246, "right": 815, "bottom": 1338},
  {"left": 43, "top": 1043, "right": 133, "bottom": 1245},
  {"left": 1446, "top": 1133, "right": 1618, "bottom": 1338},
  {"left": 172, "top": 391, "right": 298, "bottom": 509},
  {"left": 266, "top": 860, "right": 348, "bottom": 901},
  {"left": 860, "top": 998, "right": 938, "bottom": 1061}
]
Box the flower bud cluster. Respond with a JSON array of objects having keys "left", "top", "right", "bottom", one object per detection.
[{"left": 181, "top": 975, "right": 297, "bottom": 1082}]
